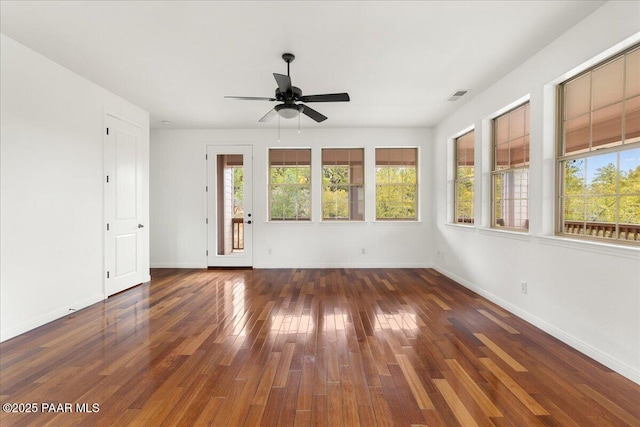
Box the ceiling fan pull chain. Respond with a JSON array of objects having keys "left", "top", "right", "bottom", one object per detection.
[
  {"left": 298, "top": 113, "right": 301, "bottom": 134},
  {"left": 278, "top": 115, "right": 281, "bottom": 143}
]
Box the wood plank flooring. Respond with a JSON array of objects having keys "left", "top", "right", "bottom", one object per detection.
[{"left": 1, "top": 268, "right": 639, "bottom": 426}]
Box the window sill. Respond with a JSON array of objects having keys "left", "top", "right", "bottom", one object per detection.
[
  {"left": 266, "top": 220, "right": 313, "bottom": 224},
  {"left": 320, "top": 220, "right": 367, "bottom": 225},
  {"left": 373, "top": 220, "right": 422, "bottom": 225},
  {"left": 478, "top": 227, "right": 531, "bottom": 241},
  {"left": 444, "top": 223, "right": 476, "bottom": 232},
  {"left": 536, "top": 235, "right": 640, "bottom": 260}
]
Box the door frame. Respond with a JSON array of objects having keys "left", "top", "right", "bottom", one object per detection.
[
  {"left": 103, "top": 111, "right": 149, "bottom": 298},
  {"left": 206, "top": 145, "right": 254, "bottom": 268}
]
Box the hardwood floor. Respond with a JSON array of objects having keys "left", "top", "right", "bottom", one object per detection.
[{"left": 1, "top": 268, "right": 639, "bottom": 426}]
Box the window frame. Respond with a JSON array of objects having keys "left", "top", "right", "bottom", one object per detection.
[
  {"left": 375, "top": 147, "right": 419, "bottom": 221},
  {"left": 268, "top": 148, "right": 312, "bottom": 221},
  {"left": 555, "top": 43, "right": 640, "bottom": 245},
  {"left": 453, "top": 130, "right": 475, "bottom": 225},
  {"left": 491, "top": 102, "right": 530, "bottom": 232},
  {"left": 321, "top": 148, "right": 365, "bottom": 221}
]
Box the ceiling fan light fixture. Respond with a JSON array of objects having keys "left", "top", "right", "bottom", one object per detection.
[{"left": 275, "top": 104, "right": 303, "bottom": 119}]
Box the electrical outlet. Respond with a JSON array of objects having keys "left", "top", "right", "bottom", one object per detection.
[
  {"left": 361, "top": 248, "right": 366, "bottom": 255},
  {"left": 521, "top": 281, "right": 527, "bottom": 294},
  {"left": 268, "top": 248, "right": 272, "bottom": 255}
]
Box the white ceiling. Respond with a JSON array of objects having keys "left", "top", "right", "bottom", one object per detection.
[{"left": 1, "top": 1, "right": 605, "bottom": 129}]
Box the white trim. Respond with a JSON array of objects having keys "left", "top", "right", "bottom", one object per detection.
[
  {"left": 536, "top": 235, "right": 640, "bottom": 260},
  {"left": 485, "top": 93, "right": 531, "bottom": 121},
  {"left": 0, "top": 294, "right": 104, "bottom": 343},
  {"left": 432, "top": 266, "right": 640, "bottom": 385},
  {"left": 150, "top": 263, "right": 207, "bottom": 269},
  {"left": 444, "top": 223, "right": 477, "bottom": 232},
  {"left": 320, "top": 220, "right": 368, "bottom": 225},
  {"left": 265, "top": 220, "right": 314, "bottom": 224},
  {"left": 372, "top": 220, "right": 423, "bottom": 226},
  {"left": 319, "top": 146, "right": 367, "bottom": 150},
  {"left": 450, "top": 125, "right": 475, "bottom": 141},
  {"left": 255, "top": 262, "right": 433, "bottom": 269},
  {"left": 266, "top": 146, "right": 313, "bottom": 150},
  {"left": 548, "top": 32, "right": 640, "bottom": 86},
  {"left": 104, "top": 110, "right": 144, "bottom": 128},
  {"left": 205, "top": 144, "right": 254, "bottom": 268},
  {"left": 478, "top": 227, "right": 531, "bottom": 241},
  {"left": 548, "top": 38, "right": 640, "bottom": 253},
  {"left": 267, "top": 147, "right": 313, "bottom": 223},
  {"left": 450, "top": 128, "right": 477, "bottom": 225},
  {"left": 374, "top": 146, "right": 421, "bottom": 222}
]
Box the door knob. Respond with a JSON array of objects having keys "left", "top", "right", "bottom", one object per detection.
[{"left": 138, "top": 224, "right": 144, "bottom": 228}]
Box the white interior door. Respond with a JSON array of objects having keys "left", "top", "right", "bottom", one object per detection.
[
  {"left": 207, "top": 145, "right": 253, "bottom": 267},
  {"left": 104, "top": 115, "right": 145, "bottom": 295}
]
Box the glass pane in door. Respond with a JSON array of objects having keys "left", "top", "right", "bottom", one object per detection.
[{"left": 217, "top": 154, "right": 244, "bottom": 255}]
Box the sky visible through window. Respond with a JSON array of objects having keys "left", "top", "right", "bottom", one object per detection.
[{"left": 585, "top": 148, "right": 640, "bottom": 182}]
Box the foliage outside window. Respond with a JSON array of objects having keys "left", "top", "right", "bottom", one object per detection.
[
  {"left": 376, "top": 148, "right": 417, "bottom": 220},
  {"left": 492, "top": 103, "right": 530, "bottom": 230},
  {"left": 454, "top": 130, "right": 475, "bottom": 224},
  {"left": 558, "top": 45, "right": 640, "bottom": 243},
  {"left": 232, "top": 167, "right": 244, "bottom": 218},
  {"left": 269, "top": 149, "right": 311, "bottom": 220},
  {"left": 322, "top": 148, "right": 364, "bottom": 220}
]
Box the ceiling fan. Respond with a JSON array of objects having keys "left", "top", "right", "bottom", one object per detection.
[{"left": 225, "top": 53, "right": 350, "bottom": 123}]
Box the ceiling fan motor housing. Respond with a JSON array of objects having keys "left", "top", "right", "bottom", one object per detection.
[{"left": 276, "top": 86, "right": 302, "bottom": 101}]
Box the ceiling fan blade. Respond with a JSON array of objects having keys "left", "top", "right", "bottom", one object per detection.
[
  {"left": 298, "top": 93, "right": 350, "bottom": 103},
  {"left": 301, "top": 105, "right": 327, "bottom": 123},
  {"left": 225, "top": 96, "right": 276, "bottom": 101},
  {"left": 273, "top": 73, "right": 292, "bottom": 93},
  {"left": 258, "top": 107, "right": 278, "bottom": 122}
]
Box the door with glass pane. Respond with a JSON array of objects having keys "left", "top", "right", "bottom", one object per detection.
[{"left": 206, "top": 145, "right": 253, "bottom": 267}]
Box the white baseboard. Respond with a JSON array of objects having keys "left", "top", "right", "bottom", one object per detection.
[
  {"left": 150, "top": 263, "right": 206, "bottom": 269},
  {"left": 253, "top": 262, "right": 433, "bottom": 269},
  {"left": 0, "top": 293, "right": 104, "bottom": 343},
  {"left": 432, "top": 265, "right": 640, "bottom": 385},
  {"left": 151, "top": 262, "right": 433, "bottom": 269}
]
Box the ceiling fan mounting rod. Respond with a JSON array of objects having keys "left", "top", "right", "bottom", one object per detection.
[{"left": 282, "top": 53, "right": 295, "bottom": 77}]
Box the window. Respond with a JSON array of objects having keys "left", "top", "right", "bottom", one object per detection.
[
  {"left": 454, "top": 130, "right": 475, "bottom": 224},
  {"left": 558, "top": 45, "right": 640, "bottom": 243},
  {"left": 269, "top": 149, "right": 311, "bottom": 220},
  {"left": 322, "top": 148, "right": 364, "bottom": 220},
  {"left": 492, "top": 103, "right": 530, "bottom": 230},
  {"left": 375, "top": 148, "right": 417, "bottom": 220}
]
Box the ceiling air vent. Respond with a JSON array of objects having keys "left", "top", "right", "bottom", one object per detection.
[{"left": 446, "top": 90, "right": 469, "bottom": 102}]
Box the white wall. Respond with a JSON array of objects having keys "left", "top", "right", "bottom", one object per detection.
[
  {"left": 432, "top": 1, "right": 640, "bottom": 383},
  {"left": 0, "top": 34, "right": 150, "bottom": 341},
  {"left": 150, "top": 128, "right": 432, "bottom": 268}
]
